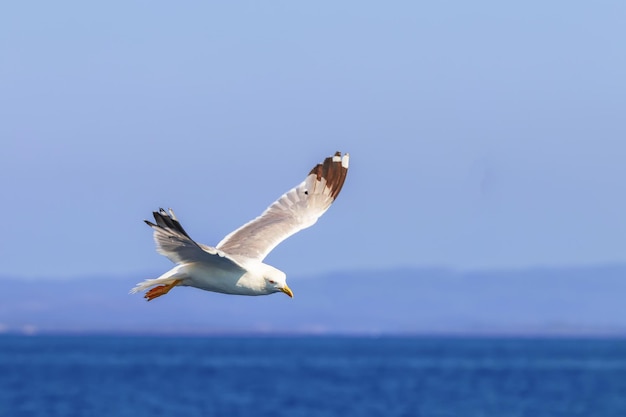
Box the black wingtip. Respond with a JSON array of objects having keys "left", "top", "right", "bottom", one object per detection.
[{"left": 147, "top": 208, "right": 193, "bottom": 239}]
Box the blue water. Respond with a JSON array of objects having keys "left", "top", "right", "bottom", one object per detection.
[{"left": 1, "top": 336, "right": 626, "bottom": 417}]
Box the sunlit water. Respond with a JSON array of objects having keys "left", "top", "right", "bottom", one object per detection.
[{"left": 1, "top": 335, "right": 625, "bottom": 416}]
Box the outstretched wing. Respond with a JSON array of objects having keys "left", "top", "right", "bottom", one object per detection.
[
  {"left": 216, "top": 152, "right": 349, "bottom": 261},
  {"left": 146, "top": 208, "right": 244, "bottom": 270}
]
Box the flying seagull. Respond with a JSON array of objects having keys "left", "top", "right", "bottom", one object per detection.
[{"left": 131, "top": 152, "right": 349, "bottom": 301}]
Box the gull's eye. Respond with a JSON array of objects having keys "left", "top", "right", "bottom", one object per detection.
[{"left": 268, "top": 280, "right": 276, "bottom": 284}]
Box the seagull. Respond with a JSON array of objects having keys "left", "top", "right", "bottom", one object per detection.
[{"left": 131, "top": 152, "right": 349, "bottom": 301}]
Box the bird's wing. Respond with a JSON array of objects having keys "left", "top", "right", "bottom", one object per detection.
[
  {"left": 146, "top": 208, "right": 245, "bottom": 271},
  {"left": 216, "top": 152, "right": 349, "bottom": 261}
]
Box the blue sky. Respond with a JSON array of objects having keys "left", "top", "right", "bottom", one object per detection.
[{"left": 2, "top": 1, "right": 626, "bottom": 279}]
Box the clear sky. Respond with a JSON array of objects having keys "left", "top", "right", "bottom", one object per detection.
[{"left": 2, "top": 1, "right": 626, "bottom": 279}]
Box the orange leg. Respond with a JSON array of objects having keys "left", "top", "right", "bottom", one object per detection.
[{"left": 144, "top": 279, "right": 182, "bottom": 301}]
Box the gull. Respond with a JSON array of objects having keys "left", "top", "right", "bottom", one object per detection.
[{"left": 131, "top": 152, "right": 349, "bottom": 301}]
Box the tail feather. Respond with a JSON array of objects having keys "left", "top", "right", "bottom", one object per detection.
[{"left": 129, "top": 267, "right": 186, "bottom": 294}]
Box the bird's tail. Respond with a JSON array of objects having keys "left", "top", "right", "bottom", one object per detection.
[{"left": 129, "top": 267, "right": 185, "bottom": 294}]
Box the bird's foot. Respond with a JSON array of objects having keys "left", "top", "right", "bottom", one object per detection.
[{"left": 144, "top": 280, "right": 181, "bottom": 301}]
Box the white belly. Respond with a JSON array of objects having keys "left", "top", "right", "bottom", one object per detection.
[{"left": 181, "top": 263, "right": 269, "bottom": 296}]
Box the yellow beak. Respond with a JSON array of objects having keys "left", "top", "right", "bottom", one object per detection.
[{"left": 280, "top": 285, "right": 294, "bottom": 298}]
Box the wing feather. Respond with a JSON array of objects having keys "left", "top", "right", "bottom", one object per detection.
[
  {"left": 147, "top": 208, "right": 244, "bottom": 271},
  {"left": 216, "top": 152, "right": 349, "bottom": 261}
]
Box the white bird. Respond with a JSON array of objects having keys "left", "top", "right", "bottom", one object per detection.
[{"left": 131, "top": 152, "right": 349, "bottom": 301}]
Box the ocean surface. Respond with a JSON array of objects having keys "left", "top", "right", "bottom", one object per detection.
[{"left": 1, "top": 335, "right": 625, "bottom": 417}]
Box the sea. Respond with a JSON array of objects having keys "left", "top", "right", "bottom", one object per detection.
[{"left": 1, "top": 335, "right": 625, "bottom": 417}]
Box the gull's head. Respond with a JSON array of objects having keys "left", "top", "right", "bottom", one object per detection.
[{"left": 262, "top": 267, "right": 293, "bottom": 298}]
